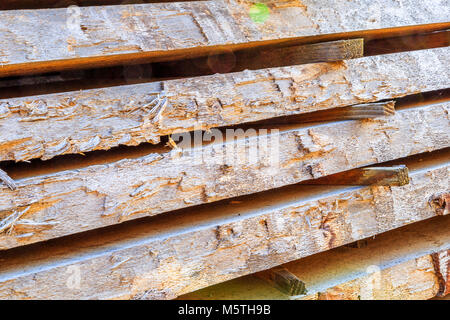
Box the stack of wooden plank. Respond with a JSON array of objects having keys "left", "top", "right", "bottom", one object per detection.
[{"left": 0, "top": 0, "right": 448, "bottom": 300}]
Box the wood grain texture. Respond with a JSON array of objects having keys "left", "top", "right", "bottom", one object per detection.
[
  {"left": 180, "top": 219, "right": 450, "bottom": 300},
  {"left": 296, "top": 101, "right": 396, "bottom": 122},
  {"left": 0, "top": 0, "right": 449, "bottom": 77},
  {"left": 0, "top": 161, "right": 448, "bottom": 299},
  {"left": 243, "top": 38, "right": 365, "bottom": 67},
  {"left": 0, "top": 102, "right": 449, "bottom": 250},
  {"left": 0, "top": 168, "right": 16, "bottom": 190},
  {"left": 155, "top": 38, "right": 364, "bottom": 77},
  {"left": 255, "top": 267, "right": 307, "bottom": 296},
  {"left": 304, "top": 165, "right": 410, "bottom": 186},
  {"left": 311, "top": 251, "right": 450, "bottom": 300},
  {"left": 1, "top": 47, "right": 449, "bottom": 162},
  {"left": 0, "top": 1, "right": 200, "bottom": 10}
]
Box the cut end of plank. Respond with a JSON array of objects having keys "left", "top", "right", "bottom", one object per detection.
[
  {"left": 344, "top": 100, "right": 396, "bottom": 119},
  {"left": 383, "top": 101, "right": 396, "bottom": 116},
  {"left": 341, "top": 38, "right": 365, "bottom": 60},
  {"left": 361, "top": 165, "right": 410, "bottom": 186},
  {"left": 256, "top": 267, "right": 308, "bottom": 296}
]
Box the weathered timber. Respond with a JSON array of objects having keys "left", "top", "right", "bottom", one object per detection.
[
  {"left": 1, "top": 47, "right": 449, "bottom": 162},
  {"left": 0, "top": 0, "right": 449, "bottom": 77},
  {"left": 303, "top": 165, "right": 410, "bottom": 186},
  {"left": 180, "top": 218, "right": 450, "bottom": 300},
  {"left": 0, "top": 103, "right": 448, "bottom": 249},
  {"left": 0, "top": 0, "right": 199, "bottom": 10},
  {"left": 0, "top": 169, "right": 448, "bottom": 300},
  {"left": 255, "top": 267, "right": 307, "bottom": 296}
]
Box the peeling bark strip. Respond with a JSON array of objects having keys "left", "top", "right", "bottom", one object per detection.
[
  {"left": 0, "top": 168, "right": 448, "bottom": 300},
  {"left": 431, "top": 250, "right": 450, "bottom": 297},
  {"left": 1, "top": 48, "right": 449, "bottom": 162},
  {"left": 0, "top": 103, "right": 448, "bottom": 249},
  {"left": 0, "top": 0, "right": 448, "bottom": 77},
  {"left": 304, "top": 166, "right": 410, "bottom": 186}
]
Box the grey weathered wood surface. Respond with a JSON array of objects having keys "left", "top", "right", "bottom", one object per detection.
[
  {"left": 0, "top": 0, "right": 199, "bottom": 10},
  {"left": 1, "top": 47, "right": 449, "bottom": 162},
  {"left": 180, "top": 219, "right": 450, "bottom": 300},
  {"left": 0, "top": 102, "right": 448, "bottom": 250},
  {"left": 0, "top": 157, "right": 448, "bottom": 299},
  {"left": 0, "top": 0, "right": 449, "bottom": 76}
]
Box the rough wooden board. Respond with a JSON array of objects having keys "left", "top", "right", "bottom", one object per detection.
[
  {"left": 0, "top": 0, "right": 449, "bottom": 77},
  {"left": 1, "top": 47, "right": 449, "bottom": 162},
  {"left": 0, "top": 164, "right": 448, "bottom": 299},
  {"left": 0, "top": 0, "right": 198, "bottom": 10},
  {"left": 0, "top": 103, "right": 448, "bottom": 249},
  {"left": 179, "top": 220, "right": 450, "bottom": 300}
]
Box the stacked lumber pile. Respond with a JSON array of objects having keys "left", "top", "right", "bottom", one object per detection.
[{"left": 0, "top": 0, "right": 448, "bottom": 300}]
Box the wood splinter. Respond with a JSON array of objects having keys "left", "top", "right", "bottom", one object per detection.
[
  {"left": 256, "top": 267, "right": 307, "bottom": 296},
  {"left": 0, "top": 168, "right": 17, "bottom": 191},
  {"left": 303, "top": 165, "right": 409, "bottom": 186}
]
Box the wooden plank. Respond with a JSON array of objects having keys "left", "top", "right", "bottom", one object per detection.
[
  {"left": 157, "top": 30, "right": 450, "bottom": 78},
  {"left": 179, "top": 218, "right": 450, "bottom": 300},
  {"left": 1, "top": 47, "right": 449, "bottom": 162},
  {"left": 0, "top": 103, "right": 448, "bottom": 249},
  {"left": 0, "top": 1, "right": 196, "bottom": 10},
  {"left": 0, "top": 160, "right": 448, "bottom": 299},
  {"left": 0, "top": 0, "right": 449, "bottom": 77}
]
